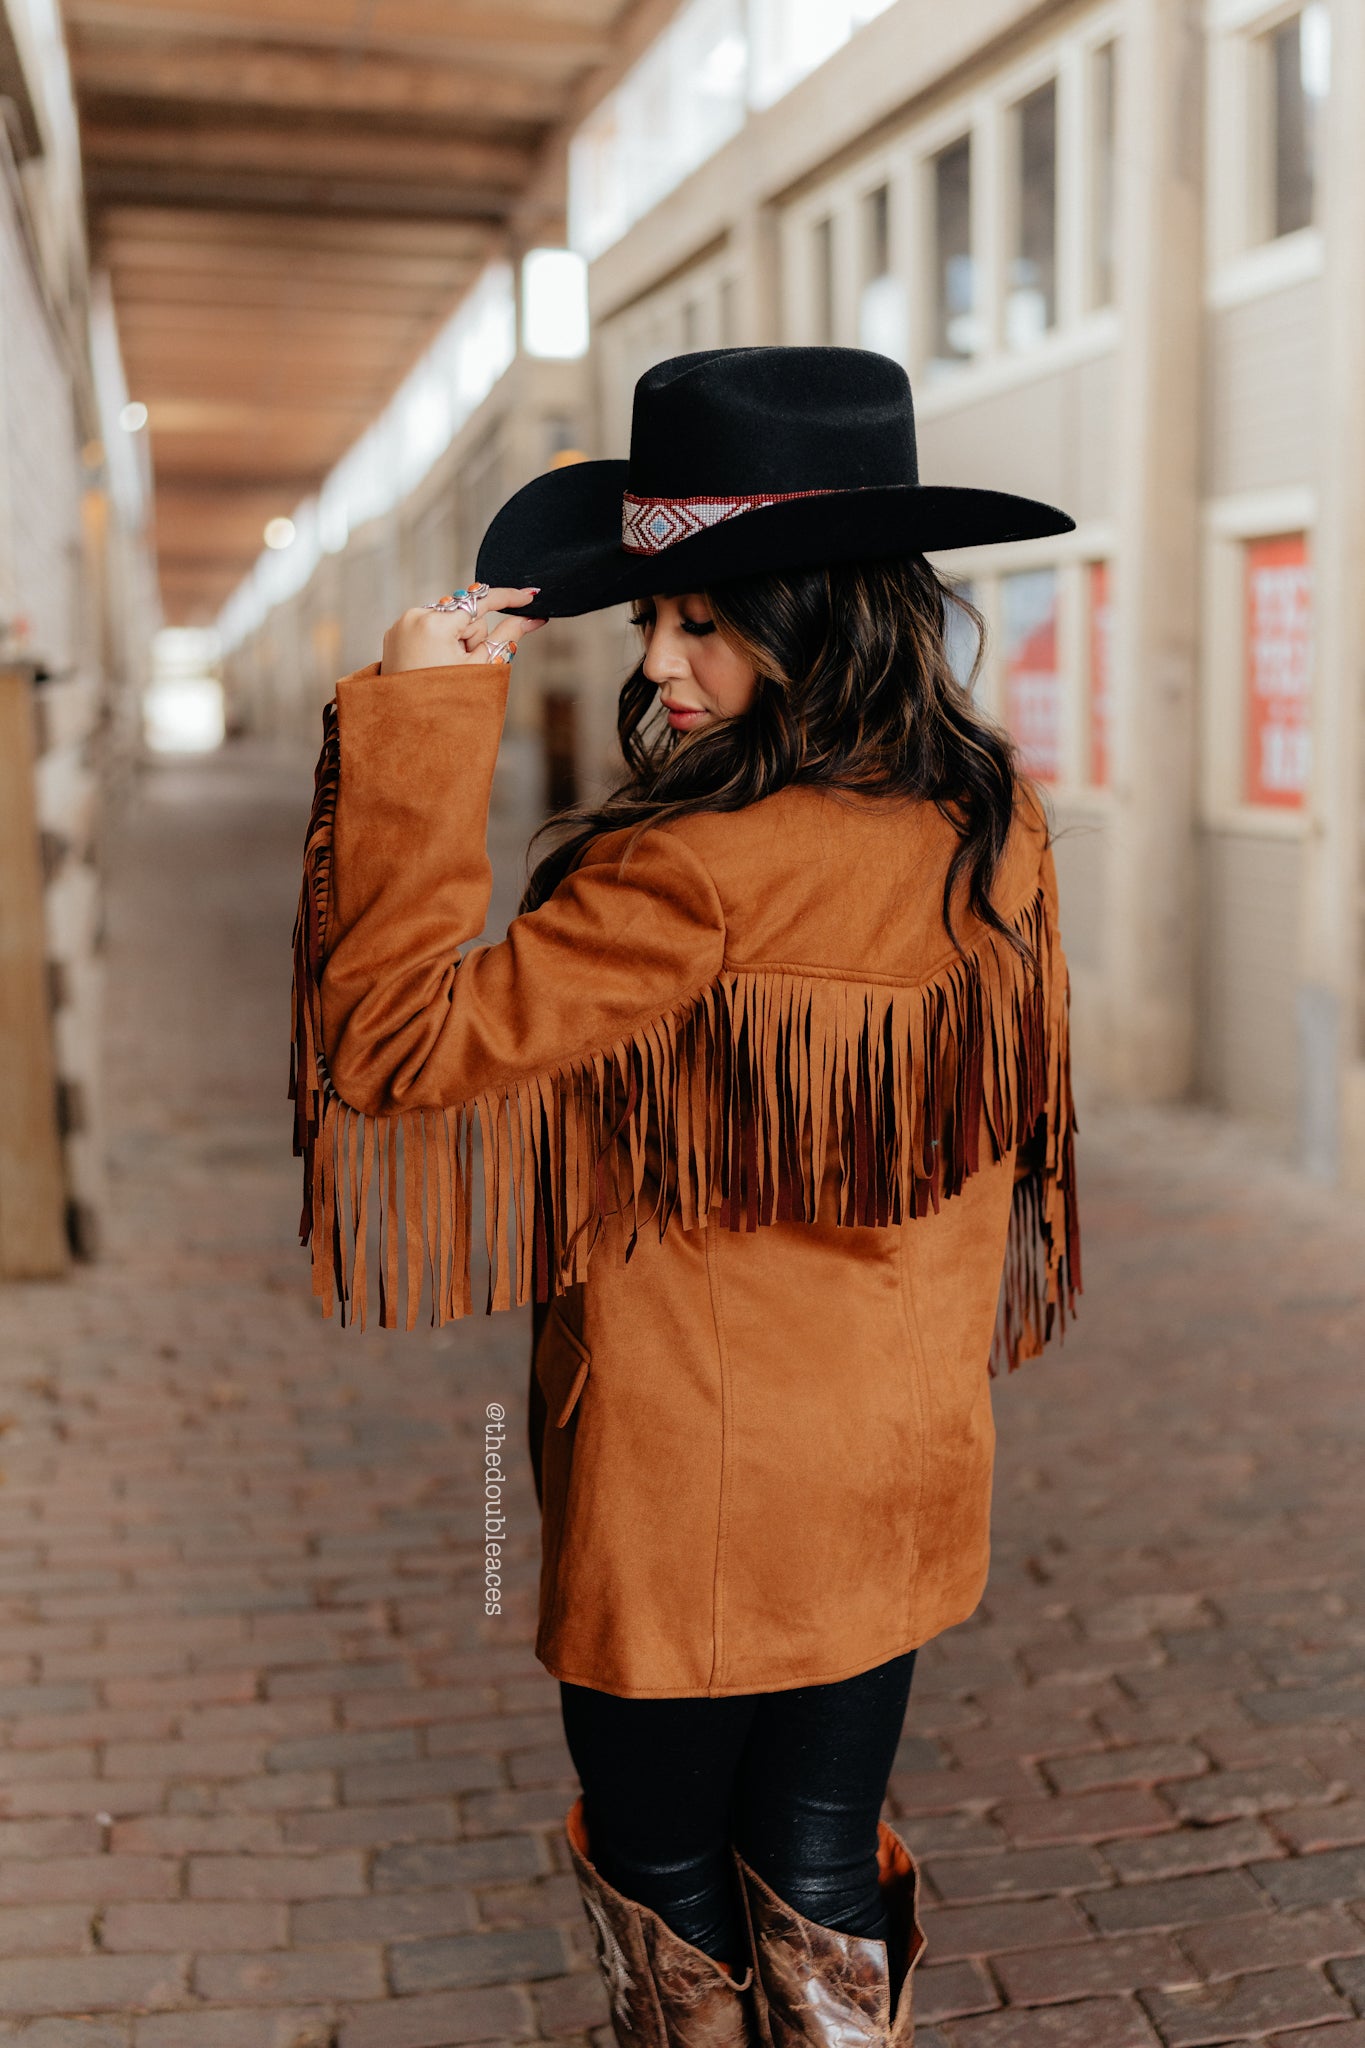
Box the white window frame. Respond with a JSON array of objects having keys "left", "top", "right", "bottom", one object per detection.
[
  {"left": 1200, "top": 485, "right": 1317, "bottom": 838},
  {"left": 1206, "top": 0, "right": 1325, "bottom": 309},
  {"left": 777, "top": 8, "right": 1122, "bottom": 408},
  {"left": 998, "top": 44, "right": 1067, "bottom": 353},
  {"left": 911, "top": 8, "right": 1120, "bottom": 414},
  {"left": 1078, "top": 32, "right": 1121, "bottom": 316},
  {"left": 929, "top": 521, "right": 1117, "bottom": 806},
  {"left": 780, "top": 137, "right": 910, "bottom": 351}
]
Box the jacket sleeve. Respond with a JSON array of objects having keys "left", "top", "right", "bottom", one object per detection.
[
  {"left": 319, "top": 663, "right": 727, "bottom": 1118},
  {"left": 290, "top": 661, "right": 728, "bottom": 1328}
]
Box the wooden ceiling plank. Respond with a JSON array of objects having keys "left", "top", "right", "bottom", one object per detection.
[{"left": 70, "top": 33, "right": 564, "bottom": 124}]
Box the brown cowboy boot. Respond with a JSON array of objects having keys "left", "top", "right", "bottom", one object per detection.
[
  {"left": 734, "top": 1821, "right": 926, "bottom": 2045},
  {"left": 565, "top": 1796, "right": 760, "bottom": 2046}
]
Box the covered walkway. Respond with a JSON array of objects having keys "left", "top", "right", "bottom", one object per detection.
[{"left": 0, "top": 745, "right": 1364, "bottom": 2046}]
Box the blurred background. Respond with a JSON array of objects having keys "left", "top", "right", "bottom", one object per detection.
[{"left": 0, "top": 0, "right": 1359, "bottom": 1283}]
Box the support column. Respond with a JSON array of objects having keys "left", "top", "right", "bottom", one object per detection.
[
  {"left": 729, "top": 198, "right": 782, "bottom": 346},
  {"left": 0, "top": 666, "right": 68, "bottom": 1277},
  {"left": 1104, "top": 0, "right": 1205, "bottom": 1099},
  {"left": 1301, "top": 0, "right": 1365, "bottom": 1185}
]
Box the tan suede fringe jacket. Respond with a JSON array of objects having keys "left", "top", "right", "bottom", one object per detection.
[{"left": 290, "top": 661, "right": 1080, "bottom": 1698}]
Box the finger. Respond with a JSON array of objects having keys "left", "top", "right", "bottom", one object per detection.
[
  {"left": 474, "top": 585, "right": 539, "bottom": 617},
  {"left": 501, "top": 614, "right": 546, "bottom": 643},
  {"left": 461, "top": 609, "right": 536, "bottom": 642},
  {"left": 482, "top": 612, "right": 545, "bottom": 648}
]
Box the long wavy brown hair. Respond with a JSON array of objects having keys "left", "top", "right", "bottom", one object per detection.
[{"left": 521, "top": 553, "right": 1039, "bottom": 960}]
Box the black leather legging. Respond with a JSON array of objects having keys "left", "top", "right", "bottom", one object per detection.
[{"left": 560, "top": 1649, "right": 917, "bottom": 1971}]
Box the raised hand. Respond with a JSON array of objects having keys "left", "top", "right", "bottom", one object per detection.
[{"left": 380, "top": 585, "right": 545, "bottom": 675}]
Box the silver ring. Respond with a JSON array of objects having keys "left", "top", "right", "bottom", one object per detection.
[
  {"left": 424, "top": 591, "right": 467, "bottom": 612},
  {"left": 484, "top": 638, "right": 516, "bottom": 665}
]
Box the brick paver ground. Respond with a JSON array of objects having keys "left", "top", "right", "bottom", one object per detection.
[{"left": 0, "top": 739, "right": 1363, "bottom": 2046}]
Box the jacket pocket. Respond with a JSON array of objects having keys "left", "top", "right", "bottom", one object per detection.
[
  {"left": 534, "top": 1292, "right": 591, "bottom": 1429},
  {"left": 532, "top": 1290, "right": 591, "bottom": 1628}
]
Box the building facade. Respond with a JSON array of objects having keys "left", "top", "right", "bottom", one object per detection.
[{"left": 223, "top": 0, "right": 1365, "bottom": 1186}]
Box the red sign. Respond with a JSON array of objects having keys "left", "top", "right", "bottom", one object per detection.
[
  {"left": 1088, "top": 560, "right": 1113, "bottom": 788},
  {"left": 1003, "top": 569, "right": 1061, "bottom": 783},
  {"left": 1244, "top": 533, "right": 1312, "bottom": 809}
]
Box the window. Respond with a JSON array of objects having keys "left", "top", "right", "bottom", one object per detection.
[
  {"left": 1002, "top": 569, "right": 1062, "bottom": 783},
  {"left": 1263, "top": 5, "right": 1330, "bottom": 240},
  {"left": 681, "top": 299, "right": 701, "bottom": 349},
  {"left": 812, "top": 215, "right": 836, "bottom": 342},
  {"left": 1090, "top": 42, "right": 1118, "bottom": 309},
  {"left": 521, "top": 248, "right": 589, "bottom": 360},
  {"left": 1244, "top": 533, "right": 1312, "bottom": 808},
  {"left": 1087, "top": 560, "right": 1114, "bottom": 788},
  {"left": 930, "top": 136, "right": 976, "bottom": 373},
  {"left": 858, "top": 181, "right": 907, "bottom": 359},
  {"left": 719, "top": 275, "right": 738, "bottom": 345},
  {"left": 1007, "top": 80, "right": 1058, "bottom": 350},
  {"left": 568, "top": 0, "right": 746, "bottom": 259}
]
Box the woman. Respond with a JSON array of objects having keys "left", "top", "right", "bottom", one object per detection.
[{"left": 290, "top": 347, "right": 1080, "bottom": 2047}]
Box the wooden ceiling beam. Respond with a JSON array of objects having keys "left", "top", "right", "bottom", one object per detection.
[
  {"left": 101, "top": 239, "right": 480, "bottom": 278},
  {"left": 81, "top": 119, "right": 532, "bottom": 189},
  {"left": 106, "top": 275, "right": 472, "bottom": 319},
  {"left": 64, "top": 0, "right": 615, "bottom": 65},
  {"left": 127, "top": 349, "right": 434, "bottom": 386},
  {"left": 102, "top": 268, "right": 474, "bottom": 311},
  {"left": 94, "top": 202, "right": 492, "bottom": 253},
  {"left": 155, "top": 473, "right": 320, "bottom": 497},
  {"left": 69, "top": 32, "right": 564, "bottom": 125},
  {"left": 115, "top": 297, "right": 451, "bottom": 333},
  {"left": 137, "top": 366, "right": 428, "bottom": 397},
  {"left": 84, "top": 166, "right": 518, "bottom": 222},
  {"left": 138, "top": 374, "right": 425, "bottom": 404}
]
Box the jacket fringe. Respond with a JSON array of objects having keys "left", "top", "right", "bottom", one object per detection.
[{"left": 290, "top": 702, "right": 1080, "bottom": 1367}]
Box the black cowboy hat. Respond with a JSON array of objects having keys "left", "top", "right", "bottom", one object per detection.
[{"left": 478, "top": 345, "right": 1074, "bottom": 619}]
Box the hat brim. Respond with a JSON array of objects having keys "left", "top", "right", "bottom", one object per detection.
[{"left": 476, "top": 459, "right": 1076, "bottom": 619}]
